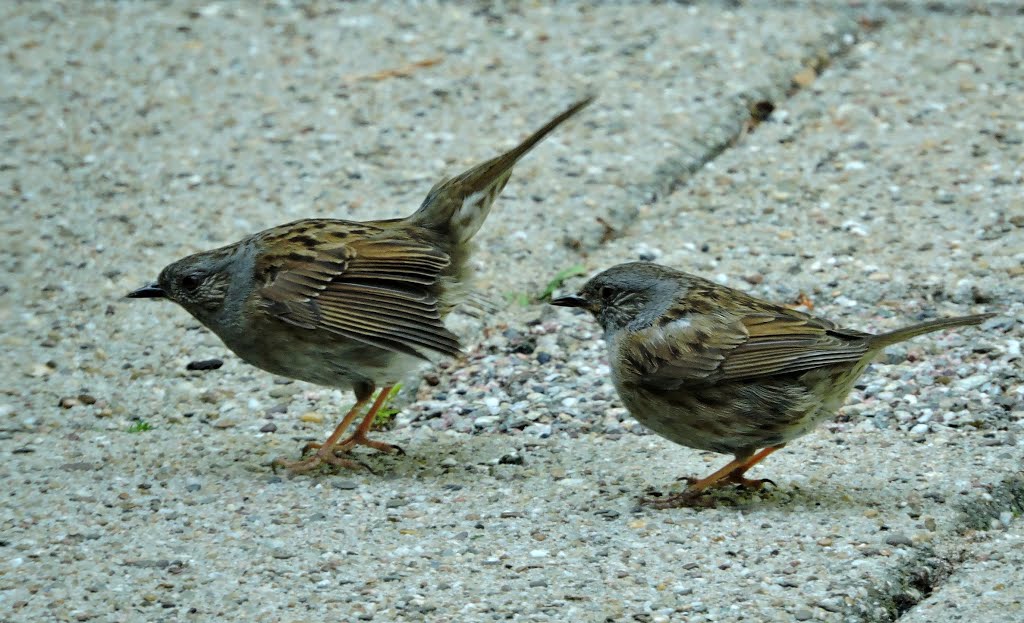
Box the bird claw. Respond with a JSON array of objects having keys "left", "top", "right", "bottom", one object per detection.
[
  {"left": 272, "top": 446, "right": 374, "bottom": 474},
  {"left": 282, "top": 432, "right": 400, "bottom": 475},
  {"left": 725, "top": 475, "right": 776, "bottom": 490},
  {"left": 300, "top": 440, "right": 324, "bottom": 455},
  {"left": 641, "top": 491, "right": 718, "bottom": 510},
  {"left": 335, "top": 434, "right": 404, "bottom": 456},
  {"left": 646, "top": 472, "right": 776, "bottom": 509}
]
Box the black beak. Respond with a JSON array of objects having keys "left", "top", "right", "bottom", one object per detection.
[
  {"left": 126, "top": 283, "right": 166, "bottom": 299},
  {"left": 550, "top": 294, "right": 588, "bottom": 308}
]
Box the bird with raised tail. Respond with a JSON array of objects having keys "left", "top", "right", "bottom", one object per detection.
[
  {"left": 128, "top": 96, "right": 594, "bottom": 473},
  {"left": 552, "top": 261, "right": 994, "bottom": 507}
]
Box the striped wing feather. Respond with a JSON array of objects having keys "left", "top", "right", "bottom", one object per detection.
[
  {"left": 632, "top": 310, "right": 871, "bottom": 390},
  {"left": 257, "top": 236, "right": 461, "bottom": 359}
]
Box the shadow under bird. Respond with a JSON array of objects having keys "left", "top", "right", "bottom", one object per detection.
[
  {"left": 552, "top": 261, "right": 994, "bottom": 507},
  {"left": 128, "top": 96, "right": 593, "bottom": 472}
]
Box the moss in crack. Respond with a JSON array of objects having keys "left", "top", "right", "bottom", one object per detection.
[
  {"left": 856, "top": 546, "right": 966, "bottom": 622},
  {"left": 956, "top": 475, "right": 1024, "bottom": 532},
  {"left": 857, "top": 476, "right": 1024, "bottom": 621}
]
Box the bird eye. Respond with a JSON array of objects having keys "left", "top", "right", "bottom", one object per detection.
[
  {"left": 598, "top": 286, "right": 613, "bottom": 300},
  {"left": 181, "top": 274, "right": 202, "bottom": 292}
]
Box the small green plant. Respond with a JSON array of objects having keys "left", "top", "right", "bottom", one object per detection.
[
  {"left": 127, "top": 421, "right": 152, "bottom": 433},
  {"left": 505, "top": 265, "right": 587, "bottom": 307},
  {"left": 536, "top": 264, "right": 586, "bottom": 303},
  {"left": 371, "top": 384, "right": 403, "bottom": 431},
  {"left": 504, "top": 291, "right": 532, "bottom": 307}
]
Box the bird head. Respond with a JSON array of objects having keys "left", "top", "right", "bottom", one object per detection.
[
  {"left": 127, "top": 246, "right": 245, "bottom": 329},
  {"left": 550, "top": 262, "right": 678, "bottom": 333}
]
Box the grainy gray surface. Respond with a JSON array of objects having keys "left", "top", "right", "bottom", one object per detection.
[
  {"left": 2, "top": 2, "right": 1021, "bottom": 622},
  {"left": 899, "top": 518, "right": 1024, "bottom": 622}
]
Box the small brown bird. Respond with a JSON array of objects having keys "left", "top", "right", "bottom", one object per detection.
[
  {"left": 128, "top": 97, "right": 593, "bottom": 472},
  {"left": 552, "top": 262, "right": 993, "bottom": 507}
]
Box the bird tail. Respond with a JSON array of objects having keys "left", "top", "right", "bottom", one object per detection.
[
  {"left": 868, "top": 313, "right": 995, "bottom": 348},
  {"left": 406, "top": 96, "right": 594, "bottom": 245}
]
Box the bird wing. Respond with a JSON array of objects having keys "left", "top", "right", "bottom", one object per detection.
[
  {"left": 255, "top": 230, "right": 461, "bottom": 360},
  {"left": 627, "top": 309, "right": 872, "bottom": 390}
]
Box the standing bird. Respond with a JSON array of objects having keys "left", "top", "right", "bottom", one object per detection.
[
  {"left": 128, "top": 97, "right": 593, "bottom": 472},
  {"left": 552, "top": 262, "right": 993, "bottom": 507}
]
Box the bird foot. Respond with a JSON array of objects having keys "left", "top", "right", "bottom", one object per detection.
[
  {"left": 335, "top": 433, "right": 405, "bottom": 456},
  {"left": 272, "top": 444, "right": 372, "bottom": 474},
  {"left": 641, "top": 491, "right": 718, "bottom": 509},
  {"left": 675, "top": 472, "right": 776, "bottom": 491},
  {"left": 724, "top": 474, "right": 776, "bottom": 490},
  {"left": 648, "top": 473, "right": 775, "bottom": 509}
]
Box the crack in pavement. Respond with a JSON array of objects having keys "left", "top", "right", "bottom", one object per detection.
[
  {"left": 857, "top": 476, "right": 1024, "bottom": 621},
  {"left": 582, "top": 13, "right": 862, "bottom": 250},
  {"left": 557, "top": 6, "right": 1022, "bottom": 619}
]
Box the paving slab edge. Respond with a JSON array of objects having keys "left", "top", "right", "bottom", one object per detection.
[
  {"left": 572, "top": 7, "right": 1021, "bottom": 619},
  {"left": 585, "top": 13, "right": 861, "bottom": 251},
  {"left": 853, "top": 475, "right": 1024, "bottom": 620}
]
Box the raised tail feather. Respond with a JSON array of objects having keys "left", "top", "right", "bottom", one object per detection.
[
  {"left": 868, "top": 313, "right": 995, "bottom": 349},
  {"left": 407, "top": 96, "right": 594, "bottom": 244}
]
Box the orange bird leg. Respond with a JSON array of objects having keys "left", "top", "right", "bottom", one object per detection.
[
  {"left": 714, "top": 445, "right": 784, "bottom": 490},
  {"left": 645, "top": 445, "right": 786, "bottom": 509},
  {"left": 336, "top": 385, "right": 405, "bottom": 456},
  {"left": 273, "top": 393, "right": 373, "bottom": 473}
]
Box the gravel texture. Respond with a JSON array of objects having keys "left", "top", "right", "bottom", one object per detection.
[
  {"left": 2, "top": 2, "right": 1022, "bottom": 622},
  {"left": 900, "top": 498, "right": 1024, "bottom": 622}
]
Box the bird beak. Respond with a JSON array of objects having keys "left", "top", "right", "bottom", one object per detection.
[
  {"left": 550, "top": 294, "right": 588, "bottom": 308},
  {"left": 126, "top": 283, "right": 166, "bottom": 299}
]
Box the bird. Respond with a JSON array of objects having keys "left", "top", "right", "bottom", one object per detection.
[
  {"left": 127, "top": 96, "right": 594, "bottom": 473},
  {"left": 551, "top": 261, "right": 994, "bottom": 507}
]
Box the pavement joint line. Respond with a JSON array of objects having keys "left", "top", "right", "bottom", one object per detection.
[
  {"left": 731, "top": 0, "right": 1024, "bottom": 18},
  {"left": 956, "top": 474, "right": 1024, "bottom": 534},
  {"left": 599, "top": 14, "right": 863, "bottom": 247},
  {"left": 859, "top": 0, "right": 1023, "bottom": 18},
  {"left": 575, "top": 7, "right": 1021, "bottom": 618},
  {"left": 857, "top": 476, "right": 1024, "bottom": 620},
  {"left": 864, "top": 544, "right": 967, "bottom": 621}
]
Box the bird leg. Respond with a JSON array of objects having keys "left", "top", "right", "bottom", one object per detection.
[
  {"left": 273, "top": 395, "right": 373, "bottom": 473},
  {"left": 334, "top": 385, "right": 405, "bottom": 456},
  {"left": 645, "top": 445, "right": 785, "bottom": 509},
  {"left": 714, "top": 445, "right": 782, "bottom": 491}
]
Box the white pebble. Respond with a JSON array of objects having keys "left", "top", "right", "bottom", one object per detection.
[
  {"left": 529, "top": 549, "right": 549, "bottom": 558},
  {"left": 524, "top": 424, "right": 552, "bottom": 438},
  {"left": 910, "top": 423, "right": 930, "bottom": 435},
  {"left": 1005, "top": 339, "right": 1021, "bottom": 360},
  {"left": 956, "top": 374, "right": 988, "bottom": 391},
  {"left": 473, "top": 415, "right": 498, "bottom": 428},
  {"left": 841, "top": 220, "right": 868, "bottom": 236}
]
